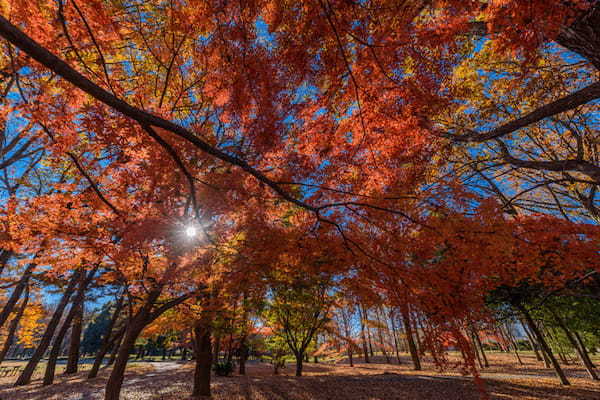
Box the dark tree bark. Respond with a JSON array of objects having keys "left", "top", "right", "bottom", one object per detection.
[
  {"left": 470, "top": 325, "right": 489, "bottom": 368},
  {"left": 549, "top": 308, "right": 598, "bottom": 380},
  {"left": 0, "top": 284, "right": 29, "bottom": 365},
  {"left": 88, "top": 295, "right": 125, "bottom": 379},
  {"left": 294, "top": 352, "right": 303, "bottom": 377},
  {"left": 88, "top": 326, "right": 125, "bottom": 379},
  {"left": 400, "top": 306, "right": 421, "bottom": 370},
  {"left": 238, "top": 341, "right": 248, "bottom": 375},
  {"left": 65, "top": 299, "right": 84, "bottom": 374},
  {"left": 0, "top": 262, "right": 36, "bottom": 329},
  {"left": 0, "top": 249, "right": 12, "bottom": 276},
  {"left": 518, "top": 305, "right": 570, "bottom": 385},
  {"left": 192, "top": 323, "right": 212, "bottom": 398},
  {"left": 44, "top": 268, "right": 96, "bottom": 385},
  {"left": 15, "top": 271, "right": 80, "bottom": 386},
  {"left": 556, "top": 4, "right": 600, "bottom": 71},
  {"left": 104, "top": 288, "right": 191, "bottom": 400},
  {"left": 359, "top": 309, "right": 370, "bottom": 363},
  {"left": 389, "top": 309, "right": 402, "bottom": 364},
  {"left": 502, "top": 324, "right": 523, "bottom": 365},
  {"left": 520, "top": 317, "right": 544, "bottom": 362}
]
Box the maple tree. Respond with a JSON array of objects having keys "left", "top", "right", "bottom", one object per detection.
[{"left": 0, "top": 1, "right": 599, "bottom": 399}]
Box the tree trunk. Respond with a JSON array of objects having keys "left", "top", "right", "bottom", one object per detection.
[
  {"left": 65, "top": 300, "right": 84, "bottom": 374},
  {"left": 88, "top": 295, "right": 125, "bottom": 379},
  {"left": 471, "top": 326, "right": 489, "bottom": 368},
  {"left": 503, "top": 324, "right": 523, "bottom": 365},
  {"left": 0, "top": 262, "right": 35, "bottom": 329},
  {"left": 389, "top": 310, "right": 402, "bottom": 364},
  {"left": 574, "top": 331, "right": 596, "bottom": 368},
  {"left": 106, "top": 333, "right": 122, "bottom": 367},
  {"left": 471, "top": 331, "right": 484, "bottom": 369},
  {"left": 192, "top": 323, "right": 212, "bottom": 398},
  {"left": 104, "top": 286, "right": 190, "bottom": 400},
  {"left": 238, "top": 341, "right": 248, "bottom": 375},
  {"left": 43, "top": 304, "right": 76, "bottom": 385},
  {"left": 0, "top": 284, "right": 29, "bottom": 365},
  {"left": 520, "top": 318, "right": 543, "bottom": 362},
  {"left": 104, "top": 319, "right": 146, "bottom": 400},
  {"left": 295, "top": 352, "right": 303, "bottom": 376},
  {"left": 400, "top": 306, "right": 421, "bottom": 370},
  {"left": 359, "top": 306, "right": 370, "bottom": 363},
  {"left": 0, "top": 249, "right": 12, "bottom": 276},
  {"left": 550, "top": 308, "right": 598, "bottom": 380},
  {"left": 518, "top": 305, "right": 570, "bottom": 385},
  {"left": 44, "top": 268, "right": 95, "bottom": 385},
  {"left": 15, "top": 271, "right": 80, "bottom": 386}
]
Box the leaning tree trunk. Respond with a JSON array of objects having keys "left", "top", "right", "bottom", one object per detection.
[
  {"left": 400, "top": 305, "right": 421, "bottom": 370},
  {"left": 88, "top": 326, "right": 125, "bottom": 379},
  {"left": 518, "top": 305, "right": 570, "bottom": 385},
  {"left": 104, "top": 286, "right": 190, "bottom": 400},
  {"left": 44, "top": 268, "right": 96, "bottom": 385},
  {"left": 550, "top": 308, "right": 598, "bottom": 380},
  {"left": 359, "top": 311, "right": 370, "bottom": 363},
  {"left": 65, "top": 300, "right": 84, "bottom": 374},
  {"left": 470, "top": 325, "right": 489, "bottom": 368},
  {"left": 0, "top": 249, "right": 12, "bottom": 276},
  {"left": 0, "top": 284, "right": 29, "bottom": 365},
  {"left": 88, "top": 295, "right": 125, "bottom": 379},
  {"left": 0, "top": 262, "right": 36, "bottom": 329},
  {"left": 520, "top": 317, "right": 543, "bottom": 362},
  {"left": 574, "top": 331, "right": 597, "bottom": 368},
  {"left": 15, "top": 271, "right": 80, "bottom": 386},
  {"left": 104, "top": 317, "right": 147, "bottom": 400},
  {"left": 192, "top": 322, "right": 212, "bottom": 397},
  {"left": 43, "top": 305, "right": 76, "bottom": 385}
]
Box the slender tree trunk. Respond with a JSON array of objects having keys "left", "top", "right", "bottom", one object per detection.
[
  {"left": 88, "top": 327, "right": 124, "bottom": 378},
  {"left": 400, "top": 306, "right": 421, "bottom": 370},
  {"left": 104, "top": 318, "right": 146, "bottom": 400},
  {"left": 15, "top": 271, "right": 80, "bottom": 386},
  {"left": 574, "top": 331, "right": 596, "bottom": 368},
  {"left": 104, "top": 286, "right": 190, "bottom": 400},
  {"left": 43, "top": 309, "right": 75, "bottom": 385},
  {"left": 359, "top": 310, "right": 370, "bottom": 363},
  {"left": 389, "top": 309, "right": 402, "bottom": 364},
  {"left": 88, "top": 295, "right": 125, "bottom": 379},
  {"left": 348, "top": 347, "right": 354, "bottom": 367},
  {"left": 0, "top": 249, "right": 12, "bottom": 276},
  {"left": 0, "top": 285, "right": 29, "bottom": 365},
  {"left": 471, "top": 330, "right": 484, "bottom": 369},
  {"left": 413, "top": 313, "right": 423, "bottom": 354},
  {"left": 44, "top": 269, "right": 95, "bottom": 385},
  {"left": 518, "top": 305, "right": 570, "bottom": 385},
  {"left": 375, "top": 308, "right": 390, "bottom": 363},
  {"left": 106, "top": 333, "right": 122, "bottom": 367},
  {"left": 0, "top": 262, "right": 35, "bottom": 329},
  {"left": 471, "top": 326, "right": 489, "bottom": 368},
  {"left": 192, "top": 323, "right": 212, "bottom": 398},
  {"left": 503, "top": 324, "right": 523, "bottom": 365},
  {"left": 65, "top": 300, "right": 84, "bottom": 374},
  {"left": 520, "top": 318, "right": 543, "bottom": 361},
  {"left": 238, "top": 340, "right": 248, "bottom": 375},
  {"left": 550, "top": 308, "right": 598, "bottom": 380},
  {"left": 295, "top": 352, "right": 303, "bottom": 376}
]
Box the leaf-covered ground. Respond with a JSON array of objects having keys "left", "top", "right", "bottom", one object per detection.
[{"left": 1, "top": 352, "right": 599, "bottom": 399}]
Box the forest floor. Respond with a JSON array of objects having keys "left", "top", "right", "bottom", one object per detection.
[{"left": 0, "top": 352, "right": 599, "bottom": 399}]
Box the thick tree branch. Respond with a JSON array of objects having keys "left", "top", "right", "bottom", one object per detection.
[
  {"left": 0, "top": 15, "right": 316, "bottom": 213},
  {"left": 447, "top": 81, "right": 600, "bottom": 142},
  {"left": 497, "top": 140, "right": 600, "bottom": 183}
]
